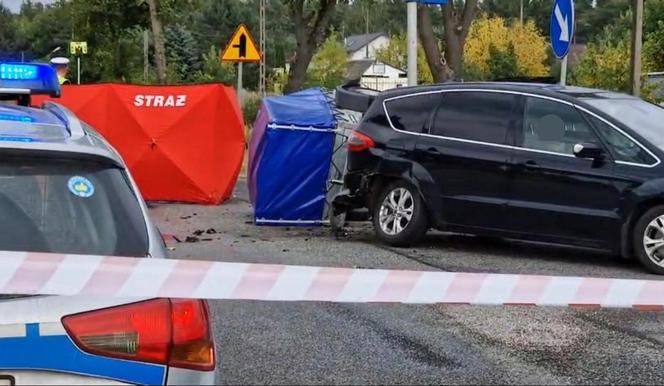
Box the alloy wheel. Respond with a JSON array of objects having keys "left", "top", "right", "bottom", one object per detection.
[
  {"left": 643, "top": 215, "right": 664, "bottom": 266},
  {"left": 378, "top": 187, "right": 414, "bottom": 236}
]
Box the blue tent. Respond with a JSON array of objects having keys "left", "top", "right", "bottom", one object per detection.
[{"left": 248, "top": 88, "right": 336, "bottom": 225}]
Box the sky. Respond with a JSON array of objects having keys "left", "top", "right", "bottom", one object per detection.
[{"left": 1, "top": 0, "right": 54, "bottom": 13}]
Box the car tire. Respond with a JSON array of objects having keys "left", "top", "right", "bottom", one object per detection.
[
  {"left": 633, "top": 205, "right": 664, "bottom": 274},
  {"left": 372, "top": 181, "right": 428, "bottom": 247}
]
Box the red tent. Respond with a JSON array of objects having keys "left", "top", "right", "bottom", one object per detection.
[{"left": 33, "top": 84, "right": 244, "bottom": 204}]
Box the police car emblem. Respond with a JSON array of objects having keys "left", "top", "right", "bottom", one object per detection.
[{"left": 68, "top": 176, "right": 95, "bottom": 198}]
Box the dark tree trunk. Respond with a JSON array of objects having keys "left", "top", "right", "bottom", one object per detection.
[
  {"left": 418, "top": 6, "right": 445, "bottom": 83},
  {"left": 146, "top": 0, "right": 167, "bottom": 84},
  {"left": 419, "top": 0, "right": 478, "bottom": 82},
  {"left": 284, "top": 0, "right": 339, "bottom": 94}
]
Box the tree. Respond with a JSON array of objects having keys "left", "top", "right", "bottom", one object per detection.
[
  {"left": 305, "top": 33, "right": 347, "bottom": 89},
  {"left": 643, "top": 0, "right": 664, "bottom": 71},
  {"left": 486, "top": 43, "right": 518, "bottom": 80},
  {"left": 570, "top": 29, "right": 650, "bottom": 94},
  {"left": 284, "top": 0, "right": 340, "bottom": 93},
  {"left": 0, "top": 5, "right": 16, "bottom": 58},
  {"left": 418, "top": 0, "right": 479, "bottom": 82},
  {"left": 146, "top": 0, "right": 167, "bottom": 84},
  {"left": 165, "top": 24, "right": 202, "bottom": 83},
  {"left": 335, "top": 0, "right": 406, "bottom": 37},
  {"left": 464, "top": 17, "right": 549, "bottom": 79},
  {"left": 375, "top": 33, "right": 433, "bottom": 84}
]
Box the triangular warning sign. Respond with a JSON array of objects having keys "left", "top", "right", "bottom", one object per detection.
[{"left": 221, "top": 24, "right": 261, "bottom": 62}]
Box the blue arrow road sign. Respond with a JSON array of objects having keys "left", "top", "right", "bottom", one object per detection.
[{"left": 550, "top": 0, "right": 574, "bottom": 59}]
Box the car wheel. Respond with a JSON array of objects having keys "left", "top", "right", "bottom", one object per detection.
[
  {"left": 633, "top": 205, "right": 664, "bottom": 274},
  {"left": 373, "top": 181, "right": 427, "bottom": 246}
]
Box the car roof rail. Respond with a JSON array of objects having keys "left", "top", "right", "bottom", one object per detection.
[
  {"left": 493, "top": 76, "right": 558, "bottom": 84},
  {"left": 42, "top": 101, "right": 85, "bottom": 139}
]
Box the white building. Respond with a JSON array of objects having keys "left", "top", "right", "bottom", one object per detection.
[
  {"left": 344, "top": 33, "right": 406, "bottom": 91},
  {"left": 345, "top": 32, "right": 391, "bottom": 61}
]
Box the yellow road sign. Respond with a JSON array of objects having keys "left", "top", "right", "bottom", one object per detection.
[
  {"left": 70, "top": 41, "right": 88, "bottom": 56},
  {"left": 221, "top": 24, "right": 261, "bottom": 62}
]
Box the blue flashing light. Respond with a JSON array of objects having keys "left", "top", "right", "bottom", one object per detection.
[
  {"left": 0, "top": 64, "right": 39, "bottom": 80},
  {"left": 0, "top": 62, "right": 60, "bottom": 97},
  {"left": 0, "top": 113, "right": 33, "bottom": 123},
  {"left": 0, "top": 136, "right": 35, "bottom": 143}
]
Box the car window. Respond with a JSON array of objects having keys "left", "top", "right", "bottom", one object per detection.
[
  {"left": 587, "top": 114, "right": 657, "bottom": 165},
  {"left": 520, "top": 97, "right": 599, "bottom": 155},
  {"left": 429, "top": 91, "right": 517, "bottom": 145},
  {"left": 582, "top": 97, "right": 664, "bottom": 150},
  {"left": 0, "top": 156, "right": 148, "bottom": 257},
  {"left": 384, "top": 93, "right": 440, "bottom": 133}
]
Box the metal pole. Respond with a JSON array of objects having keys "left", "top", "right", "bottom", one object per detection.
[
  {"left": 237, "top": 62, "right": 243, "bottom": 107},
  {"left": 406, "top": 1, "right": 417, "bottom": 86},
  {"left": 259, "top": 0, "right": 266, "bottom": 97},
  {"left": 630, "top": 0, "right": 644, "bottom": 97},
  {"left": 520, "top": 0, "right": 524, "bottom": 24},
  {"left": 77, "top": 56, "right": 81, "bottom": 85},
  {"left": 560, "top": 55, "right": 567, "bottom": 86}
]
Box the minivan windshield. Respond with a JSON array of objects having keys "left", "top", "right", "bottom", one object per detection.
[
  {"left": 0, "top": 156, "right": 148, "bottom": 257},
  {"left": 581, "top": 97, "right": 664, "bottom": 148}
]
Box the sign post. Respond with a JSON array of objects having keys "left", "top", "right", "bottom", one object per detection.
[
  {"left": 69, "top": 41, "right": 88, "bottom": 85},
  {"left": 221, "top": 24, "right": 261, "bottom": 107},
  {"left": 550, "top": 0, "right": 574, "bottom": 85},
  {"left": 405, "top": 0, "right": 447, "bottom": 87},
  {"left": 406, "top": 1, "right": 417, "bottom": 87}
]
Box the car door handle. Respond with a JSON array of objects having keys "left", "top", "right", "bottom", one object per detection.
[
  {"left": 522, "top": 160, "right": 540, "bottom": 171},
  {"left": 425, "top": 147, "right": 441, "bottom": 155}
]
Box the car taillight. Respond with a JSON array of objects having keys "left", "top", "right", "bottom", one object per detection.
[
  {"left": 347, "top": 130, "right": 375, "bottom": 152},
  {"left": 62, "top": 299, "right": 215, "bottom": 371}
]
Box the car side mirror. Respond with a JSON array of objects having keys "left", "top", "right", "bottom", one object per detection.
[{"left": 573, "top": 143, "right": 605, "bottom": 160}]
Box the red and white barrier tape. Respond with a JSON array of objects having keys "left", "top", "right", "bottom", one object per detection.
[{"left": 1, "top": 251, "right": 663, "bottom": 310}]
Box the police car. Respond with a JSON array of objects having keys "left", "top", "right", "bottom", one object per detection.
[{"left": 0, "top": 63, "right": 216, "bottom": 385}]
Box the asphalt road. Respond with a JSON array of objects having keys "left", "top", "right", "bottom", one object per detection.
[{"left": 149, "top": 180, "right": 664, "bottom": 385}]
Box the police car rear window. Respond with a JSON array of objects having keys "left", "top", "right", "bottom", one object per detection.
[{"left": 0, "top": 157, "right": 148, "bottom": 257}]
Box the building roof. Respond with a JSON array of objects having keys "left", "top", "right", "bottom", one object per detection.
[
  {"left": 345, "top": 59, "right": 374, "bottom": 81},
  {"left": 345, "top": 32, "right": 387, "bottom": 53}
]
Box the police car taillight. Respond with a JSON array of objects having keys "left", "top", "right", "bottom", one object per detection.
[{"left": 62, "top": 299, "right": 215, "bottom": 371}]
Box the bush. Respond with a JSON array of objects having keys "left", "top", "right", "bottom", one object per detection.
[
  {"left": 242, "top": 95, "right": 262, "bottom": 127},
  {"left": 464, "top": 17, "right": 549, "bottom": 80}
]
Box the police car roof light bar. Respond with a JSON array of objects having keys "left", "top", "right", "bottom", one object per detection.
[{"left": 0, "top": 62, "right": 61, "bottom": 98}]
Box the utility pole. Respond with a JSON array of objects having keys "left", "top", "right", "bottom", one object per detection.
[
  {"left": 365, "top": 6, "right": 370, "bottom": 58},
  {"left": 259, "top": 0, "right": 266, "bottom": 97},
  {"left": 630, "top": 0, "right": 644, "bottom": 97},
  {"left": 406, "top": 1, "right": 417, "bottom": 86}
]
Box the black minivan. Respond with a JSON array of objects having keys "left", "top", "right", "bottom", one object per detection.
[{"left": 334, "top": 82, "right": 664, "bottom": 274}]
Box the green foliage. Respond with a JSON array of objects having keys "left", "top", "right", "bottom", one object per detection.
[
  {"left": 464, "top": 17, "right": 549, "bottom": 79},
  {"left": 165, "top": 24, "right": 201, "bottom": 83},
  {"left": 487, "top": 43, "right": 519, "bottom": 80},
  {"left": 0, "top": 5, "right": 17, "bottom": 57},
  {"left": 375, "top": 33, "right": 433, "bottom": 84},
  {"left": 190, "top": 46, "right": 236, "bottom": 85},
  {"left": 461, "top": 61, "right": 485, "bottom": 81},
  {"left": 242, "top": 95, "right": 262, "bottom": 127},
  {"left": 305, "top": 33, "right": 347, "bottom": 90},
  {"left": 570, "top": 28, "right": 654, "bottom": 97},
  {"left": 480, "top": 0, "right": 629, "bottom": 44},
  {"left": 335, "top": 0, "right": 406, "bottom": 36},
  {"left": 644, "top": 0, "right": 664, "bottom": 71}
]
